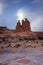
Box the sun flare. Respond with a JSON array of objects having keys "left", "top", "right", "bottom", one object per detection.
[
  {"left": 17, "top": 12, "right": 24, "bottom": 20},
  {"left": 17, "top": 9, "right": 25, "bottom": 24}
]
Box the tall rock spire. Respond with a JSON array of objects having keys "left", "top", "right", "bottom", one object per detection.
[{"left": 16, "top": 18, "right": 31, "bottom": 32}]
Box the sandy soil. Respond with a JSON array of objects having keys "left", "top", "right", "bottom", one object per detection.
[
  {"left": 0, "top": 63, "right": 8, "bottom": 65},
  {"left": 16, "top": 59, "right": 31, "bottom": 64},
  {"left": 0, "top": 47, "right": 43, "bottom": 65}
]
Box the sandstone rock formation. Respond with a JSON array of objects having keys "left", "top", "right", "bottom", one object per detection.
[
  {"left": 0, "top": 18, "right": 43, "bottom": 40},
  {"left": 16, "top": 18, "right": 31, "bottom": 32}
]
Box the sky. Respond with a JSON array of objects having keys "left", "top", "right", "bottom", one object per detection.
[{"left": 0, "top": 0, "right": 43, "bottom": 31}]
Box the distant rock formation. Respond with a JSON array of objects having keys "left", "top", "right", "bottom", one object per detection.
[
  {"left": 0, "top": 26, "right": 8, "bottom": 31},
  {"left": 0, "top": 18, "right": 43, "bottom": 40},
  {"left": 0, "top": 26, "right": 9, "bottom": 34},
  {"left": 16, "top": 18, "right": 31, "bottom": 32}
]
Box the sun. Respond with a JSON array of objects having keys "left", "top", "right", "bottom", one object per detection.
[
  {"left": 16, "top": 9, "right": 24, "bottom": 24},
  {"left": 17, "top": 12, "right": 24, "bottom": 20}
]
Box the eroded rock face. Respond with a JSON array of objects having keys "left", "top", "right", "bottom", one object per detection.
[
  {"left": 22, "top": 18, "right": 31, "bottom": 31},
  {"left": 0, "top": 26, "right": 10, "bottom": 34},
  {"left": 0, "top": 18, "right": 43, "bottom": 41},
  {"left": 16, "top": 18, "right": 31, "bottom": 32}
]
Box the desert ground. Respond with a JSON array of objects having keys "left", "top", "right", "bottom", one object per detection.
[{"left": 0, "top": 40, "right": 43, "bottom": 65}]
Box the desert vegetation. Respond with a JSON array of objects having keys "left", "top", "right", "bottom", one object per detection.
[
  {"left": 38, "top": 36, "right": 43, "bottom": 40},
  {"left": 41, "top": 43, "right": 43, "bottom": 46},
  {"left": 15, "top": 44, "right": 21, "bottom": 48}
]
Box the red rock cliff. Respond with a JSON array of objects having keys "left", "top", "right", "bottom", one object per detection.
[{"left": 16, "top": 18, "right": 31, "bottom": 32}]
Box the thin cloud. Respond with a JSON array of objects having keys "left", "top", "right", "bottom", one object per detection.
[
  {"left": 0, "top": 3, "right": 3, "bottom": 15},
  {"left": 0, "top": 0, "right": 21, "bottom": 15},
  {"left": 20, "top": 7, "right": 43, "bottom": 31},
  {"left": 0, "top": 2, "right": 8, "bottom": 15},
  {"left": 0, "top": 0, "right": 8, "bottom": 15},
  {"left": 32, "top": 0, "right": 43, "bottom": 4},
  {"left": 4, "top": 0, "right": 21, "bottom": 6},
  {"left": 13, "top": 0, "right": 21, "bottom": 4}
]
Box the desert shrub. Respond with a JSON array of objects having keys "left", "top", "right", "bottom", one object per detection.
[
  {"left": 26, "top": 40, "right": 29, "bottom": 42},
  {"left": 19, "top": 38, "right": 23, "bottom": 41},
  {"left": 0, "top": 40, "right": 2, "bottom": 43},
  {"left": 29, "top": 38, "right": 35, "bottom": 40},
  {"left": 3, "top": 38, "right": 5, "bottom": 41},
  {"left": 15, "top": 44, "right": 21, "bottom": 48},
  {"left": 7, "top": 44, "right": 11, "bottom": 47},
  {"left": 24, "top": 38, "right": 28, "bottom": 40},
  {"left": 36, "top": 41, "right": 38, "bottom": 44},
  {"left": 24, "top": 38, "right": 29, "bottom": 41},
  {"left": 41, "top": 43, "right": 43, "bottom": 46},
  {"left": 34, "top": 46, "right": 36, "bottom": 48},
  {"left": 24, "top": 37, "right": 36, "bottom": 41},
  {"left": 1, "top": 46, "right": 4, "bottom": 49},
  {"left": 38, "top": 36, "right": 43, "bottom": 40},
  {"left": 0, "top": 38, "right": 3, "bottom": 43}
]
